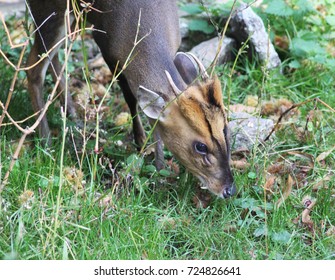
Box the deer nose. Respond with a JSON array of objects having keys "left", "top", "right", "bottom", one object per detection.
[{"left": 222, "top": 183, "right": 236, "bottom": 198}]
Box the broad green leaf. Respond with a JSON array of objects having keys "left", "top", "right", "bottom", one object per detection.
[
  {"left": 290, "top": 38, "right": 325, "bottom": 57},
  {"left": 289, "top": 60, "right": 301, "bottom": 69},
  {"left": 247, "top": 171, "right": 257, "bottom": 180},
  {"left": 159, "top": 169, "right": 171, "bottom": 177},
  {"left": 326, "top": 15, "right": 335, "bottom": 26},
  {"left": 188, "top": 19, "right": 215, "bottom": 34},
  {"left": 254, "top": 225, "right": 268, "bottom": 237},
  {"left": 142, "top": 164, "right": 157, "bottom": 174},
  {"left": 271, "top": 230, "right": 291, "bottom": 244},
  {"left": 265, "top": 0, "right": 294, "bottom": 17},
  {"left": 180, "top": 3, "right": 203, "bottom": 15}
]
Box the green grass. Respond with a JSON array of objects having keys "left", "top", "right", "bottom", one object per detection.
[{"left": 1, "top": 2, "right": 335, "bottom": 260}]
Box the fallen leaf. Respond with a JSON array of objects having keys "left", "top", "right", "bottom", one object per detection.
[
  {"left": 88, "top": 55, "right": 106, "bottom": 69},
  {"left": 260, "top": 101, "right": 277, "bottom": 116},
  {"left": 115, "top": 112, "right": 131, "bottom": 126},
  {"left": 99, "top": 194, "right": 114, "bottom": 208},
  {"left": 312, "top": 174, "right": 332, "bottom": 191},
  {"left": 263, "top": 175, "right": 276, "bottom": 193},
  {"left": 18, "top": 190, "right": 35, "bottom": 209},
  {"left": 157, "top": 215, "right": 177, "bottom": 230},
  {"left": 192, "top": 186, "right": 212, "bottom": 209},
  {"left": 275, "top": 175, "right": 293, "bottom": 208},
  {"left": 274, "top": 35, "right": 289, "bottom": 50},
  {"left": 63, "top": 166, "right": 85, "bottom": 194},
  {"left": 229, "top": 104, "right": 257, "bottom": 114},
  {"left": 301, "top": 196, "right": 317, "bottom": 232},
  {"left": 287, "top": 151, "right": 314, "bottom": 168},
  {"left": 166, "top": 159, "right": 180, "bottom": 175},
  {"left": 267, "top": 163, "right": 288, "bottom": 175},
  {"left": 231, "top": 159, "right": 250, "bottom": 170},
  {"left": 243, "top": 95, "right": 258, "bottom": 107},
  {"left": 316, "top": 145, "right": 335, "bottom": 163},
  {"left": 276, "top": 99, "right": 294, "bottom": 115},
  {"left": 326, "top": 226, "right": 335, "bottom": 237}
]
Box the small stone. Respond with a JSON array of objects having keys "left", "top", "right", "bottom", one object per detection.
[
  {"left": 229, "top": 112, "right": 274, "bottom": 150},
  {"left": 190, "top": 36, "right": 236, "bottom": 69}
]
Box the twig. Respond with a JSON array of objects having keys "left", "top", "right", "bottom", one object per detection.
[
  {"left": 264, "top": 99, "right": 314, "bottom": 142},
  {"left": 264, "top": 97, "right": 335, "bottom": 142},
  {"left": 209, "top": 0, "right": 238, "bottom": 77},
  {"left": 0, "top": 43, "right": 27, "bottom": 127},
  {"left": 0, "top": 6, "right": 81, "bottom": 192},
  {"left": 0, "top": 11, "right": 29, "bottom": 49}
]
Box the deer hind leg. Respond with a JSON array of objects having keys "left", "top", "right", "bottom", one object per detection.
[{"left": 26, "top": 3, "right": 76, "bottom": 141}]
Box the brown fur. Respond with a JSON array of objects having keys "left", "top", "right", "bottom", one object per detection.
[
  {"left": 177, "top": 77, "right": 227, "bottom": 148},
  {"left": 157, "top": 76, "right": 234, "bottom": 197},
  {"left": 26, "top": 0, "right": 235, "bottom": 198}
]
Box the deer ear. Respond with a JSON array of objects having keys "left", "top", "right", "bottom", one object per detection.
[
  {"left": 174, "top": 52, "right": 198, "bottom": 85},
  {"left": 137, "top": 86, "right": 166, "bottom": 120}
]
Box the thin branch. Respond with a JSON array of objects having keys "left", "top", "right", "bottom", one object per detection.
[
  {"left": 0, "top": 43, "right": 27, "bottom": 127},
  {"left": 264, "top": 98, "right": 315, "bottom": 142}
]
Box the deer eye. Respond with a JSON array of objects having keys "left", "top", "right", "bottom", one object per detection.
[{"left": 194, "top": 142, "right": 208, "bottom": 155}]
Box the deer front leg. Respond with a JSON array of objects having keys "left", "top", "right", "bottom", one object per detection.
[
  {"left": 153, "top": 129, "right": 164, "bottom": 170},
  {"left": 49, "top": 55, "right": 80, "bottom": 126},
  {"left": 118, "top": 74, "right": 146, "bottom": 148}
]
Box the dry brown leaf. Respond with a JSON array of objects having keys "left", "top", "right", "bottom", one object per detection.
[
  {"left": 267, "top": 163, "right": 288, "bottom": 175},
  {"left": 231, "top": 159, "right": 250, "bottom": 170},
  {"left": 229, "top": 104, "right": 257, "bottom": 114},
  {"left": 243, "top": 95, "right": 258, "bottom": 107},
  {"left": 115, "top": 112, "right": 131, "bottom": 126},
  {"left": 63, "top": 166, "right": 85, "bottom": 194},
  {"left": 88, "top": 55, "right": 106, "bottom": 69},
  {"left": 99, "top": 194, "right": 114, "bottom": 208},
  {"left": 261, "top": 98, "right": 299, "bottom": 120},
  {"left": 316, "top": 145, "right": 335, "bottom": 163},
  {"left": 287, "top": 151, "right": 314, "bottom": 168},
  {"left": 276, "top": 99, "right": 294, "bottom": 114},
  {"left": 157, "top": 215, "right": 177, "bottom": 230},
  {"left": 260, "top": 101, "right": 277, "bottom": 116},
  {"left": 263, "top": 175, "right": 276, "bottom": 193},
  {"left": 312, "top": 174, "right": 332, "bottom": 191},
  {"left": 166, "top": 159, "right": 180, "bottom": 175},
  {"left": 275, "top": 175, "right": 293, "bottom": 208},
  {"left": 301, "top": 196, "right": 317, "bottom": 232},
  {"left": 192, "top": 187, "right": 212, "bottom": 209},
  {"left": 274, "top": 35, "right": 289, "bottom": 50},
  {"left": 18, "top": 190, "right": 35, "bottom": 209},
  {"left": 326, "top": 226, "right": 335, "bottom": 237},
  {"left": 93, "top": 66, "right": 113, "bottom": 85}
]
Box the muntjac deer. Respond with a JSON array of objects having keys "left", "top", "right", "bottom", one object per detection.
[{"left": 26, "top": 0, "right": 236, "bottom": 198}]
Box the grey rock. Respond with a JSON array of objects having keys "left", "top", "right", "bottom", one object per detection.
[
  {"left": 179, "top": 19, "right": 190, "bottom": 40},
  {"left": 190, "top": 36, "right": 236, "bottom": 69},
  {"left": 0, "top": 0, "right": 25, "bottom": 17},
  {"left": 230, "top": 3, "right": 281, "bottom": 69},
  {"left": 228, "top": 112, "right": 274, "bottom": 151}
]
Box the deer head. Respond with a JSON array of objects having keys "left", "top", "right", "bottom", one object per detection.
[{"left": 138, "top": 52, "right": 235, "bottom": 198}]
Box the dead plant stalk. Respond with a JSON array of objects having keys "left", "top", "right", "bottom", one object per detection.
[{"left": 0, "top": 7, "right": 90, "bottom": 193}]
